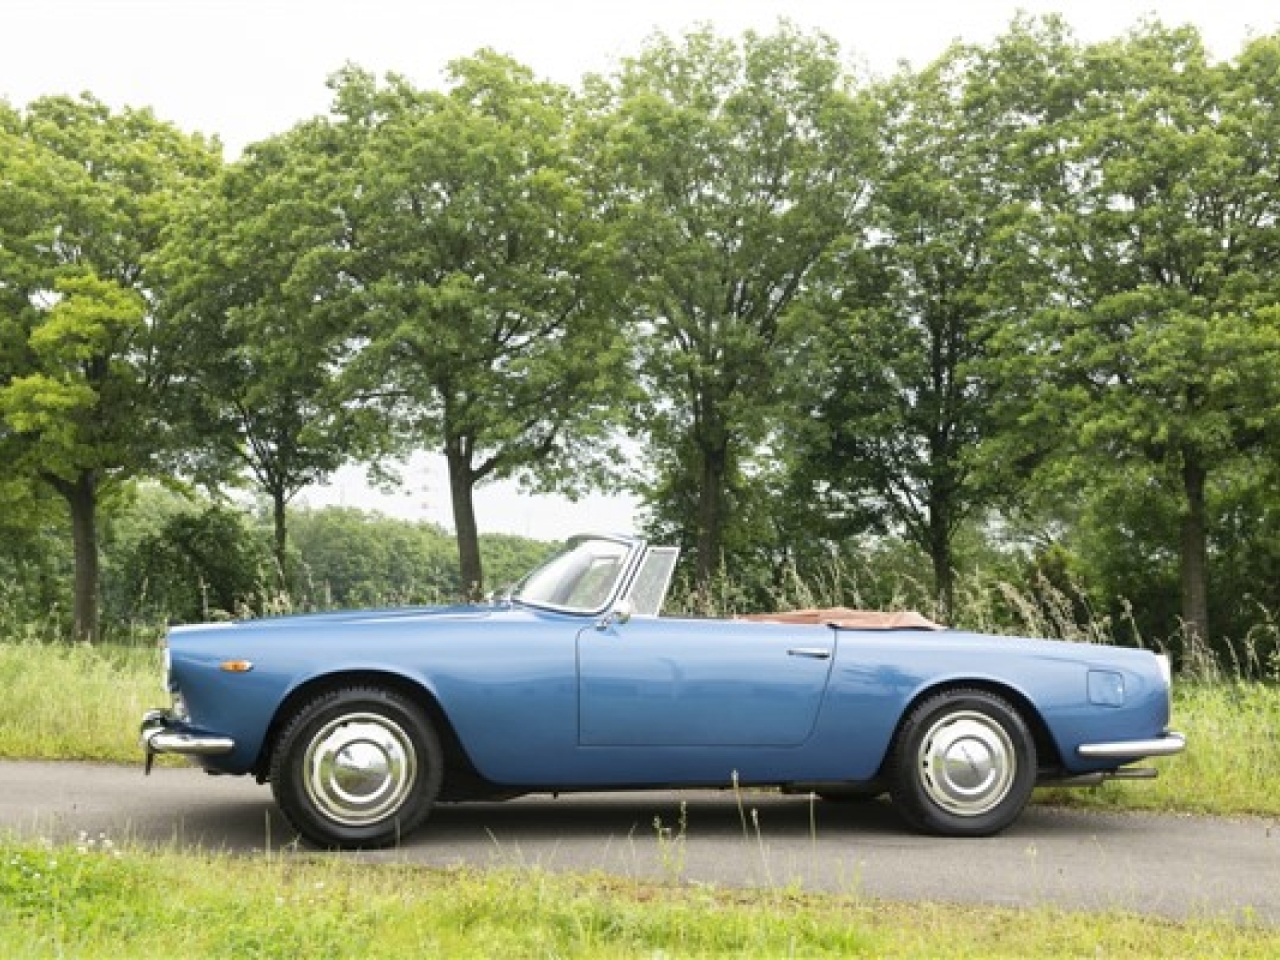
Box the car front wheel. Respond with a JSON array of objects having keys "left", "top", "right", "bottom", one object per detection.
[
  {"left": 269, "top": 686, "right": 443, "bottom": 849},
  {"left": 887, "top": 688, "right": 1036, "bottom": 837}
]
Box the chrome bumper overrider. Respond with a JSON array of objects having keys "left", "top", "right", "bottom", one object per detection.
[
  {"left": 140, "top": 708, "right": 235, "bottom": 774},
  {"left": 1077, "top": 731, "right": 1187, "bottom": 760}
]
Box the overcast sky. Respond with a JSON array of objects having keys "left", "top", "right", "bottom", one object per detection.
[
  {"left": 4, "top": 1, "right": 1278, "bottom": 537},
  {"left": 5, "top": 1, "right": 1277, "bottom": 154}
]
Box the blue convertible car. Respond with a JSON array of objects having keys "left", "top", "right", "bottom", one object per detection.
[{"left": 141, "top": 533, "right": 1185, "bottom": 848}]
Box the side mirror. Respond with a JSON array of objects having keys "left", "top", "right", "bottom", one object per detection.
[{"left": 596, "top": 598, "right": 634, "bottom": 631}]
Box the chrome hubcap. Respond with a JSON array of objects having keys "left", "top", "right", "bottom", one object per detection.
[
  {"left": 917, "top": 710, "right": 1016, "bottom": 817},
  {"left": 303, "top": 713, "right": 417, "bottom": 826}
]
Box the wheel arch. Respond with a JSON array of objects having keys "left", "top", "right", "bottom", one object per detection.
[
  {"left": 883, "top": 678, "right": 1063, "bottom": 775},
  {"left": 252, "top": 669, "right": 477, "bottom": 785}
]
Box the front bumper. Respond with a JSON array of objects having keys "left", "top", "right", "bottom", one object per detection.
[
  {"left": 1077, "top": 731, "right": 1186, "bottom": 760},
  {"left": 140, "top": 708, "right": 236, "bottom": 772}
]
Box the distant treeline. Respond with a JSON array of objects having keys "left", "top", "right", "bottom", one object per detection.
[{"left": 0, "top": 486, "right": 552, "bottom": 633}]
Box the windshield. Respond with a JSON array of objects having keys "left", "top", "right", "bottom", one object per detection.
[{"left": 513, "top": 537, "right": 632, "bottom": 613}]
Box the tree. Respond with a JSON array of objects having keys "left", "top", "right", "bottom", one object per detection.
[
  {"left": 331, "top": 54, "right": 625, "bottom": 595},
  {"left": 156, "top": 120, "right": 372, "bottom": 583},
  {"left": 583, "top": 23, "right": 878, "bottom": 589},
  {"left": 1002, "top": 24, "right": 1280, "bottom": 647},
  {"left": 114, "top": 501, "right": 273, "bottom": 625},
  {"left": 793, "top": 46, "right": 1033, "bottom": 617},
  {"left": 0, "top": 97, "right": 219, "bottom": 638}
]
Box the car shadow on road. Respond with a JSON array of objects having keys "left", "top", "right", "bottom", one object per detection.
[
  {"left": 103, "top": 782, "right": 1135, "bottom": 856},
  {"left": 410, "top": 791, "right": 1120, "bottom": 848},
  {"left": 431, "top": 791, "right": 903, "bottom": 839}
]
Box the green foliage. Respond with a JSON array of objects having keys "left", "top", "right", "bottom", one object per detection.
[
  {"left": 329, "top": 53, "right": 627, "bottom": 593},
  {"left": 789, "top": 44, "right": 1034, "bottom": 617},
  {"left": 986, "top": 22, "right": 1280, "bottom": 646},
  {"left": 4, "top": 19, "right": 1280, "bottom": 655},
  {"left": 288, "top": 507, "right": 459, "bottom": 607},
  {"left": 0, "top": 481, "right": 554, "bottom": 628},
  {"left": 0, "top": 95, "right": 221, "bottom": 639},
  {"left": 288, "top": 508, "right": 551, "bottom": 608},
  {"left": 0, "top": 476, "right": 71, "bottom": 633},
  {"left": 112, "top": 504, "right": 275, "bottom": 625},
  {"left": 154, "top": 119, "right": 373, "bottom": 580},
  {"left": 1, "top": 274, "right": 145, "bottom": 475},
  {"left": 584, "top": 23, "right": 879, "bottom": 588}
]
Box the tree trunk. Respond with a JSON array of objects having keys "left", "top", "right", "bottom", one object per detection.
[
  {"left": 446, "top": 445, "right": 484, "bottom": 599},
  {"left": 1179, "top": 454, "right": 1210, "bottom": 649},
  {"left": 271, "top": 489, "right": 290, "bottom": 594},
  {"left": 55, "top": 471, "right": 100, "bottom": 643},
  {"left": 927, "top": 501, "right": 955, "bottom": 623},
  {"left": 694, "top": 444, "right": 728, "bottom": 592}
]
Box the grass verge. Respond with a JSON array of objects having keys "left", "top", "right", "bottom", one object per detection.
[
  {"left": 0, "top": 641, "right": 159, "bottom": 762},
  {"left": 2, "top": 837, "right": 1278, "bottom": 959}
]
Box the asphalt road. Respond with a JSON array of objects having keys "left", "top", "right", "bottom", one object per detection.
[{"left": 2, "top": 759, "right": 1277, "bottom": 924}]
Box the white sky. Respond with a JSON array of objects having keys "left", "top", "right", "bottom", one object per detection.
[
  {"left": 4, "top": 0, "right": 1277, "bottom": 538},
  {"left": 4, "top": 0, "right": 1276, "bottom": 155}
]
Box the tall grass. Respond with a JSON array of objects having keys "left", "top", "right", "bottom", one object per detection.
[{"left": 0, "top": 641, "right": 161, "bottom": 761}]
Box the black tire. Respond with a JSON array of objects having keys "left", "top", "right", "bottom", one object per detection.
[
  {"left": 887, "top": 688, "right": 1036, "bottom": 837},
  {"left": 269, "top": 686, "right": 443, "bottom": 849}
]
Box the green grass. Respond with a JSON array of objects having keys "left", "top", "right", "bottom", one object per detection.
[
  {"left": 0, "top": 641, "right": 161, "bottom": 761},
  {"left": 2, "top": 838, "right": 1277, "bottom": 958}
]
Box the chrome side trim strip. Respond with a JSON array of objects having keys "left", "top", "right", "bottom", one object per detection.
[{"left": 1077, "top": 731, "right": 1186, "bottom": 760}]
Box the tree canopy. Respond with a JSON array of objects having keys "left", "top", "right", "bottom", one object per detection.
[
  {"left": 0, "top": 95, "right": 219, "bottom": 638},
  {"left": 583, "top": 23, "right": 879, "bottom": 590},
  {"left": 155, "top": 118, "right": 373, "bottom": 583},
  {"left": 328, "top": 54, "right": 626, "bottom": 595}
]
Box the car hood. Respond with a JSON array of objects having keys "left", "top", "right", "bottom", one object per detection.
[{"left": 170, "top": 603, "right": 499, "bottom": 635}]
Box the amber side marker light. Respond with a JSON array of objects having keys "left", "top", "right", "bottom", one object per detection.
[{"left": 220, "top": 660, "right": 255, "bottom": 673}]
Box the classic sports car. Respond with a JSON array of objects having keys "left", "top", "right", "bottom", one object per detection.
[{"left": 141, "top": 533, "right": 1185, "bottom": 849}]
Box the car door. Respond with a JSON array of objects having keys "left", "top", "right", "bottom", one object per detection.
[{"left": 577, "top": 616, "right": 835, "bottom": 747}]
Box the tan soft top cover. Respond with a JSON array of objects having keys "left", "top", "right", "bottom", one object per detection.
[{"left": 740, "top": 607, "right": 943, "bottom": 631}]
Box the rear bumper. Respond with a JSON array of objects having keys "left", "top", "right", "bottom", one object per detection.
[
  {"left": 140, "top": 708, "right": 236, "bottom": 763},
  {"left": 1077, "top": 731, "right": 1186, "bottom": 760}
]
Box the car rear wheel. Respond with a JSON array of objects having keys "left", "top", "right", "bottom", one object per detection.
[
  {"left": 269, "top": 686, "right": 442, "bottom": 849},
  {"left": 887, "top": 688, "right": 1036, "bottom": 837}
]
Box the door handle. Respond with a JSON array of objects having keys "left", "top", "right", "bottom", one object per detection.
[{"left": 787, "top": 647, "right": 831, "bottom": 659}]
